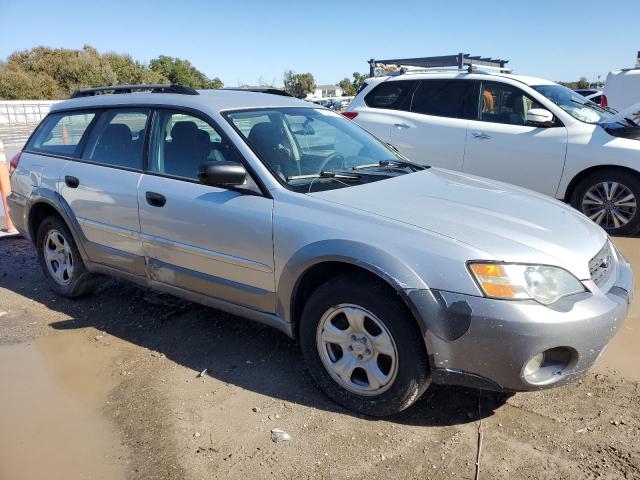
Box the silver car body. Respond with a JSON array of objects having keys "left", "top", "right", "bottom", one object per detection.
[{"left": 8, "top": 89, "right": 633, "bottom": 392}]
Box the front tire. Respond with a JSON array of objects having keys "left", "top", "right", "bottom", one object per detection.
[
  {"left": 571, "top": 169, "right": 640, "bottom": 235},
  {"left": 300, "top": 275, "right": 430, "bottom": 416},
  {"left": 36, "top": 215, "right": 97, "bottom": 297}
]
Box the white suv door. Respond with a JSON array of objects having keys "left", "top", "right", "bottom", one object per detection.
[
  {"left": 389, "top": 79, "right": 477, "bottom": 170},
  {"left": 462, "top": 80, "right": 568, "bottom": 196}
]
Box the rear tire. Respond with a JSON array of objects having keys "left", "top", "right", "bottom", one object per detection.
[
  {"left": 571, "top": 169, "right": 640, "bottom": 235},
  {"left": 299, "top": 274, "right": 430, "bottom": 416},
  {"left": 36, "top": 215, "right": 97, "bottom": 297}
]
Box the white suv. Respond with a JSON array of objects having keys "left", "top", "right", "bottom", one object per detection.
[{"left": 345, "top": 71, "right": 640, "bottom": 234}]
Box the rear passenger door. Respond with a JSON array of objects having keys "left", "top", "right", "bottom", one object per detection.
[
  {"left": 137, "top": 109, "right": 275, "bottom": 313},
  {"left": 389, "top": 79, "right": 477, "bottom": 170},
  {"left": 354, "top": 80, "right": 417, "bottom": 143},
  {"left": 59, "top": 108, "right": 149, "bottom": 274}
]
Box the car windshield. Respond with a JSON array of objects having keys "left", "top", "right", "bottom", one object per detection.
[
  {"left": 226, "top": 107, "right": 421, "bottom": 192},
  {"left": 533, "top": 84, "right": 615, "bottom": 124}
]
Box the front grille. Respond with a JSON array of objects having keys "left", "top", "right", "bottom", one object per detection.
[{"left": 589, "top": 241, "right": 614, "bottom": 287}]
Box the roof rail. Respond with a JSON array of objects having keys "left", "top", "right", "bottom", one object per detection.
[
  {"left": 70, "top": 84, "right": 199, "bottom": 98},
  {"left": 223, "top": 87, "right": 292, "bottom": 97},
  {"left": 368, "top": 53, "right": 510, "bottom": 77}
]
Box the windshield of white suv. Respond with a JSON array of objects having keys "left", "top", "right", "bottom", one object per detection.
[
  {"left": 533, "top": 85, "right": 615, "bottom": 124},
  {"left": 226, "top": 107, "right": 424, "bottom": 192}
]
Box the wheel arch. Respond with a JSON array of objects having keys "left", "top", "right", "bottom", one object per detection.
[
  {"left": 277, "top": 240, "right": 429, "bottom": 339},
  {"left": 563, "top": 164, "right": 640, "bottom": 202},
  {"left": 26, "top": 188, "right": 89, "bottom": 260}
]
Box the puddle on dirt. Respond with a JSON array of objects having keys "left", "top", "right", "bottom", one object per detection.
[
  {"left": 593, "top": 237, "right": 640, "bottom": 382},
  {"left": 0, "top": 332, "right": 129, "bottom": 480}
]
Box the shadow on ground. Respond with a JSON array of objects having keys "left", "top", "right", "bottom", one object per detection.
[{"left": 1, "top": 237, "right": 509, "bottom": 427}]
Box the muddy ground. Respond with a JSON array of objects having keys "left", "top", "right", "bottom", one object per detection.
[{"left": 1, "top": 235, "right": 639, "bottom": 480}]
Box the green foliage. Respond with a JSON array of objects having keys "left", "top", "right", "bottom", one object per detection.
[
  {"left": 149, "top": 55, "right": 223, "bottom": 89},
  {"left": 0, "top": 45, "right": 223, "bottom": 100},
  {"left": 338, "top": 72, "right": 368, "bottom": 97},
  {"left": 283, "top": 70, "right": 316, "bottom": 98},
  {"left": 557, "top": 76, "right": 592, "bottom": 90},
  {"left": 0, "top": 62, "right": 58, "bottom": 99},
  {"left": 338, "top": 77, "right": 356, "bottom": 96}
]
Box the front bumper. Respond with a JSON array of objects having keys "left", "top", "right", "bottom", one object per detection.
[{"left": 408, "top": 255, "right": 633, "bottom": 392}]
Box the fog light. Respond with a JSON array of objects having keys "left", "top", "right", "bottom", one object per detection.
[
  {"left": 523, "top": 352, "right": 545, "bottom": 377},
  {"left": 522, "top": 347, "right": 575, "bottom": 385}
]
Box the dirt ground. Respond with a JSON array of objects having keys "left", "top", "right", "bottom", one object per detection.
[{"left": 0, "top": 234, "right": 639, "bottom": 480}]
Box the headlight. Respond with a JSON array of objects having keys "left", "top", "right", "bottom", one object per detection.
[{"left": 468, "top": 263, "right": 585, "bottom": 305}]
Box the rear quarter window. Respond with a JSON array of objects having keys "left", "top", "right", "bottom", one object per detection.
[
  {"left": 26, "top": 111, "right": 95, "bottom": 157},
  {"left": 364, "top": 80, "right": 416, "bottom": 110}
]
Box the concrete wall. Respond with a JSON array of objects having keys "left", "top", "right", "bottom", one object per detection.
[{"left": 0, "top": 100, "right": 61, "bottom": 124}]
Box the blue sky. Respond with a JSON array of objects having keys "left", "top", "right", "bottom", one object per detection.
[{"left": 1, "top": 0, "right": 637, "bottom": 86}]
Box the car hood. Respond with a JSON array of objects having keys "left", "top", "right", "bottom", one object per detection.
[{"left": 308, "top": 168, "right": 607, "bottom": 280}]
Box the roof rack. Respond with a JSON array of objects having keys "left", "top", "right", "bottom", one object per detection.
[
  {"left": 223, "top": 87, "right": 292, "bottom": 97},
  {"left": 368, "top": 53, "right": 510, "bottom": 77},
  {"left": 70, "top": 84, "right": 199, "bottom": 98}
]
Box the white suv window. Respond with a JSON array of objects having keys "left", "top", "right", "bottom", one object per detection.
[
  {"left": 410, "top": 80, "right": 477, "bottom": 119},
  {"left": 364, "top": 80, "right": 417, "bottom": 110},
  {"left": 479, "top": 81, "right": 543, "bottom": 126}
]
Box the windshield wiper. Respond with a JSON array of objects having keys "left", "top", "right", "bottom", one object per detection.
[
  {"left": 352, "top": 159, "right": 426, "bottom": 171},
  {"left": 287, "top": 171, "right": 361, "bottom": 181}
]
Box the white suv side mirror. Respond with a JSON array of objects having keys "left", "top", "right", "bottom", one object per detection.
[{"left": 527, "top": 108, "right": 554, "bottom": 127}]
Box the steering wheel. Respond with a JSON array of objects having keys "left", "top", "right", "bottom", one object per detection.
[{"left": 317, "top": 153, "right": 345, "bottom": 172}]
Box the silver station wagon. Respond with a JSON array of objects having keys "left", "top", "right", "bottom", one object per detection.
[{"left": 7, "top": 84, "right": 633, "bottom": 416}]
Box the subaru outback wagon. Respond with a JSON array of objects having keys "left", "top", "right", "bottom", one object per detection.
[{"left": 7, "top": 84, "right": 633, "bottom": 416}]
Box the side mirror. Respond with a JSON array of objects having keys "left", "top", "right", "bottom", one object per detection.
[
  {"left": 527, "top": 108, "right": 555, "bottom": 127},
  {"left": 197, "top": 161, "right": 247, "bottom": 187}
]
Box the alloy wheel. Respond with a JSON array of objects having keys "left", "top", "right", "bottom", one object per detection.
[
  {"left": 581, "top": 181, "right": 637, "bottom": 230},
  {"left": 43, "top": 229, "right": 74, "bottom": 285},
  {"left": 316, "top": 304, "right": 398, "bottom": 396}
]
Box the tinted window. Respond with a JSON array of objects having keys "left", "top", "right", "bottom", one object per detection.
[
  {"left": 364, "top": 80, "right": 416, "bottom": 110},
  {"left": 149, "top": 110, "right": 241, "bottom": 180},
  {"left": 480, "top": 82, "right": 543, "bottom": 126},
  {"left": 27, "top": 111, "right": 95, "bottom": 157},
  {"left": 82, "top": 109, "right": 149, "bottom": 169},
  {"left": 411, "top": 80, "right": 477, "bottom": 119}
]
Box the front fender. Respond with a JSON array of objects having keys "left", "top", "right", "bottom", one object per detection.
[{"left": 276, "top": 239, "right": 429, "bottom": 323}]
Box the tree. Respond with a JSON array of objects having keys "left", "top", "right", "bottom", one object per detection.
[
  {"left": 283, "top": 70, "right": 316, "bottom": 98},
  {"left": 0, "top": 46, "right": 223, "bottom": 99},
  {"left": 576, "top": 76, "right": 590, "bottom": 89},
  {"left": 149, "top": 55, "right": 222, "bottom": 89},
  {"left": 338, "top": 77, "right": 356, "bottom": 96},
  {"left": 351, "top": 72, "right": 368, "bottom": 93},
  {"left": 338, "top": 72, "right": 369, "bottom": 96},
  {"left": 0, "top": 62, "right": 57, "bottom": 99}
]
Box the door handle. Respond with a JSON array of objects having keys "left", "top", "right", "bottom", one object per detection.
[
  {"left": 145, "top": 191, "right": 166, "bottom": 207},
  {"left": 64, "top": 175, "right": 79, "bottom": 188},
  {"left": 471, "top": 131, "right": 491, "bottom": 140},
  {"left": 394, "top": 123, "right": 411, "bottom": 129}
]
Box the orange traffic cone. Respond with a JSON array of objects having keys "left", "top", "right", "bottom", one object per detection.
[
  {"left": 0, "top": 137, "right": 18, "bottom": 234},
  {"left": 62, "top": 124, "right": 69, "bottom": 145}
]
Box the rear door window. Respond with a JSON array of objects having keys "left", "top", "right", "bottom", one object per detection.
[
  {"left": 82, "top": 109, "right": 150, "bottom": 169},
  {"left": 410, "top": 80, "right": 477, "bottom": 119},
  {"left": 364, "top": 80, "right": 417, "bottom": 110},
  {"left": 149, "top": 109, "right": 241, "bottom": 180},
  {"left": 26, "top": 111, "right": 95, "bottom": 157}
]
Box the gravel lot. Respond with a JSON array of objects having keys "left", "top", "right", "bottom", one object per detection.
[{"left": 0, "top": 232, "right": 639, "bottom": 480}]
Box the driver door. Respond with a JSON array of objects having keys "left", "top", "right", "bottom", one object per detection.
[
  {"left": 137, "top": 108, "right": 276, "bottom": 312},
  {"left": 462, "top": 81, "right": 568, "bottom": 196}
]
